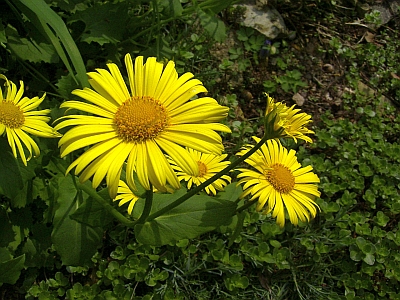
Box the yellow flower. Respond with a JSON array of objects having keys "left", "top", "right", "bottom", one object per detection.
[
  {"left": 169, "top": 148, "right": 231, "bottom": 195},
  {"left": 0, "top": 75, "right": 60, "bottom": 165},
  {"left": 113, "top": 180, "right": 140, "bottom": 215},
  {"left": 236, "top": 137, "right": 320, "bottom": 227},
  {"left": 55, "top": 54, "right": 230, "bottom": 198},
  {"left": 264, "top": 93, "right": 314, "bottom": 143}
]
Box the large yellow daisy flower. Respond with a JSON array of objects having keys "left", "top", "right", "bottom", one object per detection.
[
  {"left": 236, "top": 137, "right": 320, "bottom": 227},
  {"left": 55, "top": 54, "right": 230, "bottom": 198},
  {"left": 169, "top": 148, "right": 231, "bottom": 195},
  {"left": 265, "top": 93, "right": 314, "bottom": 143},
  {"left": 0, "top": 75, "right": 60, "bottom": 165}
]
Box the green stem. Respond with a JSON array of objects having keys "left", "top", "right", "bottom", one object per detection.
[
  {"left": 146, "top": 134, "right": 271, "bottom": 222},
  {"left": 75, "top": 181, "right": 136, "bottom": 227},
  {"left": 235, "top": 198, "right": 258, "bottom": 214},
  {"left": 135, "top": 186, "right": 153, "bottom": 225}
]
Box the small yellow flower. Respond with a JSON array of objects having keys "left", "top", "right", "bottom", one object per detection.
[
  {"left": 55, "top": 54, "right": 230, "bottom": 198},
  {"left": 0, "top": 75, "right": 60, "bottom": 165},
  {"left": 264, "top": 93, "right": 314, "bottom": 143},
  {"left": 170, "top": 148, "right": 231, "bottom": 195},
  {"left": 113, "top": 180, "right": 140, "bottom": 215},
  {"left": 236, "top": 137, "right": 320, "bottom": 227}
]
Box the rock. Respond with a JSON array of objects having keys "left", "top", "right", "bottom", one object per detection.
[
  {"left": 234, "top": 3, "right": 287, "bottom": 39},
  {"left": 292, "top": 93, "right": 305, "bottom": 106},
  {"left": 322, "top": 64, "right": 335, "bottom": 73},
  {"left": 357, "top": 80, "right": 394, "bottom": 114},
  {"left": 356, "top": 0, "right": 400, "bottom": 29}
]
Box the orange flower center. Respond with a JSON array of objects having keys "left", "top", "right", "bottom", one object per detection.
[
  {"left": 265, "top": 163, "right": 295, "bottom": 194},
  {"left": 0, "top": 100, "right": 25, "bottom": 129},
  {"left": 114, "top": 96, "right": 169, "bottom": 142},
  {"left": 197, "top": 161, "right": 208, "bottom": 177}
]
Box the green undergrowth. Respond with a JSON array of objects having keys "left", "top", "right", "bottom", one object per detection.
[{"left": 19, "top": 99, "right": 400, "bottom": 300}]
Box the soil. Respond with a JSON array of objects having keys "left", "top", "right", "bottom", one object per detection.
[{"left": 213, "top": 1, "right": 400, "bottom": 126}]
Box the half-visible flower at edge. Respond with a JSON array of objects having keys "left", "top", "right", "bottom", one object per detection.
[
  {"left": 236, "top": 137, "right": 320, "bottom": 227},
  {"left": 264, "top": 93, "right": 314, "bottom": 143},
  {"left": 0, "top": 75, "right": 61, "bottom": 165},
  {"left": 169, "top": 148, "right": 231, "bottom": 195},
  {"left": 113, "top": 180, "right": 140, "bottom": 215},
  {"left": 55, "top": 54, "right": 231, "bottom": 198}
]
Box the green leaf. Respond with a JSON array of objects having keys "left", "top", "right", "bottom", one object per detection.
[
  {"left": 216, "top": 182, "right": 242, "bottom": 202},
  {"left": 0, "top": 248, "right": 12, "bottom": 262},
  {"left": 375, "top": 211, "right": 390, "bottom": 227},
  {"left": 224, "top": 273, "right": 249, "bottom": 291},
  {"left": 196, "top": 8, "right": 226, "bottom": 42},
  {"left": 52, "top": 176, "right": 103, "bottom": 266},
  {"left": 55, "top": 74, "right": 81, "bottom": 99},
  {"left": 135, "top": 189, "right": 236, "bottom": 246},
  {"left": 69, "top": 2, "right": 130, "bottom": 45},
  {"left": 355, "top": 236, "right": 367, "bottom": 249},
  {"left": 160, "top": 0, "right": 183, "bottom": 17},
  {"left": 363, "top": 253, "right": 375, "bottom": 265},
  {"left": 0, "top": 254, "right": 25, "bottom": 285},
  {"left": 0, "top": 138, "right": 24, "bottom": 200},
  {"left": 10, "top": 160, "right": 38, "bottom": 208},
  {"left": 0, "top": 22, "right": 6, "bottom": 44},
  {"left": 200, "top": 0, "right": 235, "bottom": 14},
  {"left": 5, "top": 25, "right": 58, "bottom": 63},
  {"left": 70, "top": 188, "right": 113, "bottom": 228},
  {"left": 270, "top": 240, "right": 281, "bottom": 248},
  {"left": 13, "top": 0, "right": 88, "bottom": 87},
  {"left": 0, "top": 209, "right": 15, "bottom": 247}
]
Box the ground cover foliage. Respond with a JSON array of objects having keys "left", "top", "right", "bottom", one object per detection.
[{"left": 0, "top": 0, "right": 400, "bottom": 299}]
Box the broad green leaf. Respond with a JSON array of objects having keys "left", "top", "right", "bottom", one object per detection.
[
  {"left": 5, "top": 24, "right": 58, "bottom": 63},
  {"left": 70, "top": 188, "right": 113, "bottom": 228},
  {"left": 55, "top": 74, "right": 81, "bottom": 99},
  {"left": 0, "top": 22, "right": 7, "bottom": 44},
  {"left": 0, "top": 209, "right": 15, "bottom": 247},
  {"left": 10, "top": 160, "right": 37, "bottom": 208},
  {"left": 196, "top": 8, "right": 226, "bottom": 42},
  {"left": 217, "top": 182, "right": 242, "bottom": 202},
  {"left": 160, "top": 0, "right": 183, "bottom": 17},
  {"left": 0, "top": 138, "right": 23, "bottom": 200},
  {"left": 227, "top": 211, "right": 243, "bottom": 246},
  {"left": 0, "top": 248, "right": 12, "bottom": 263},
  {"left": 13, "top": 0, "right": 88, "bottom": 87},
  {"left": 69, "top": 2, "right": 130, "bottom": 45},
  {"left": 135, "top": 189, "right": 237, "bottom": 246},
  {"left": 52, "top": 176, "right": 102, "bottom": 266},
  {"left": 0, "top": 254, "right": 25, "bottom": 285}
]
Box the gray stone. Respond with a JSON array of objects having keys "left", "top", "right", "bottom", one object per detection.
[
  {"left": 356, "top": 0, "right": 400, "bottom": 29},
  {"left": 292, "top": 93, "right": 305, "bottom": 106},
  {"left": 234, "top": 3, "right": 287, "bottom": 39}
]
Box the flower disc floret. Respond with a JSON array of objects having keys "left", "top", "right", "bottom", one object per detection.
[
  {"left": 114, "top": 96, "right": 169, "bottom": 142},
  {"left": 265, "top": 163, "right": 295, "bottom": 194},
  {"left": 0, "top": 101, "right": 25, "bottom": 128}
]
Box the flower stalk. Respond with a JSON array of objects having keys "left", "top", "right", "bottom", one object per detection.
[
  {"left": 75, "top": 180, "right": 136, "bottom": 227},
  {"left": 145, "top": 132, "right": 273, "bottom": 222}
]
